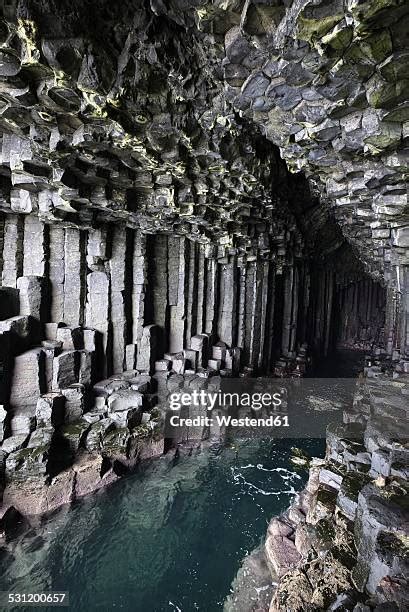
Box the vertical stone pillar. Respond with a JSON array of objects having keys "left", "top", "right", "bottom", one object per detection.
[
  {"left": 204, "top": 249, "right": 217, "bottom": 338},
  {"left": 85, "top": 271, "right": 111, "bottom": 378},
  {"left": 260, "top": 260, "right": 274, "bottom": 371},
  {"left": 132, "top": 230, "right": 146, "bottom": 345},
  {"left": 167, "top": 236, "right": 180, "bottom": 308},
  {"left": 282, "top": 264, "right": 295, "bottom": 357},
  {"left": 1, "top": 215, "right": 23, "bottom": 287},
  {"left": 315, "top": 269, "right": 326, "bottom": 352},
  {"left": 185, "top": 240, "right": 198, "bottom": 346},
  {"left": 136, "top": 324, "right": 160, "bottom": 373},
  {"left": 298, "top": 263, "right": 310, "bottom": 348},
  {"left": 153, "top": 235, "right": 168, "bottom": 334},
  {"left": 217, "top": 257, "right": 237, "bottom": 347},
  {"left": 64, "top": 228, "right": 86, "bottom": 326},
  {"left": 242, "top": 259, "right": 264, "bottom": 369},
  {"left": 244, "top": 260, "right": 256, "bottom": 367},
  {"left": 365, "top": 280, "right": 372, "bottom": 331},
  {"left": 49, "top": 226, "right": 65, "bottom": 323},
  {"left": 251, "top": 260, "right": 264, "bottom": 368},
  {"left": 237, "top": 260, "right": 246, "bottom": 349},
  {"left": 351, "top": 282, "right": 357, "bottom": 343},
  {"left": 168, "top": 236, "right": 187, "bottom": 353},
  {"left": 324, "top": 270, "right": 334, "bottom": 356},
  {"left": 23, "top": 216, "right": 47, "bottom": 277},
  {"left": 109, "top": 225, "right": 129, "bottom": 373},
  {"left": 196, "top": 244, "right": 205, "bottom": 335}
]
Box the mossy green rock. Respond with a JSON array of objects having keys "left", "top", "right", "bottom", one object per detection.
[
  {"left": 60, "top": 422, "right": 90, "bottom": 452},
  {"left": 102, "top": 428, "right": 130, "bottom": 457},
  {"left": 5, "top": 444, "right": 49, "bottom": 480},
  {"left": 321, "top": 21, "right": 353, "bottom": 52},
  {"left": 297, "top": 14, "right": 344, "bottom": 42},
  {"left": 350, "top": 0, "right": 405, "bottom": 24},
  {"left": 359, "top": 30, "right": 392, "bottom": 64},
  {"left": 367, "top": 76, "right": 409, "bottom": 109},
  {"left": 379, "top": 52, "right": 409, "bottom": 82}
]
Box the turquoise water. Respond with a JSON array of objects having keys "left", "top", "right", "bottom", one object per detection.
[{"left": 0, "top": 438, "right": 324, "bottom": 612}]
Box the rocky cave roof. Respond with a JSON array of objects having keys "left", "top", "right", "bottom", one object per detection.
[{"left": 0, "top": 0, "right": 408, "bottom": 285}]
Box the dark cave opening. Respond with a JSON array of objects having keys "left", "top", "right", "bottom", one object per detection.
[{"left": 114, "top": 231, "right": 387, "bottom": 378}]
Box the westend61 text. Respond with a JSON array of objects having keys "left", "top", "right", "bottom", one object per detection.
[{"left": 169, "top": 414, "right": 289, "bottom": 427}]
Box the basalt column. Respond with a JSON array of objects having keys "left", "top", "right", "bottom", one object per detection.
[{"left": 0, "top": 213, "right": 391, "bottom": 400}]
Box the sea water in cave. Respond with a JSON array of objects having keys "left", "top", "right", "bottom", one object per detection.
[{"left": 1, "top": 437, "right": 324, "bottom": 612}]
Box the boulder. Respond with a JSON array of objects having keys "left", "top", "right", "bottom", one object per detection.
[{"left": 265, "top": 534, "right": 301, "bottom": 578}]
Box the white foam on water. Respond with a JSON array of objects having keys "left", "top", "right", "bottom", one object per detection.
[{"left": 230, "top": 465, "right": 301, "bottom": 497}]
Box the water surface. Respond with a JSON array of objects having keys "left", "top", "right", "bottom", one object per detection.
[{"left": 1, "top": 438, "right": 324, "bottom": 612}]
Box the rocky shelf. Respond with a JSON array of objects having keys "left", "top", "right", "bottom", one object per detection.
[{"left": 228, "top": 367, "right": 409, "bottom": 612}]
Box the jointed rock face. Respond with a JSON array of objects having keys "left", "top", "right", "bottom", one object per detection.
[{"left": 0, "top": 0, "right": 408, "bottom": 610}]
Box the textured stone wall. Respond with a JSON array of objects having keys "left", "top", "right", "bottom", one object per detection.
[
  {"left": 0, "top": 0, "right": 404, "bottom": 495},
  {"left": 0, "top": 212, "right": 387, "bottom": 381},
  {"left": 0, "top": 0, "right": 407, "bottom": 558},
  {"left": 0, "top": 0, "right": 406, "bottom": 357},
  {"left": 0, "top": 199, "right": 386, "bottom": 511},
  {"left": 214, "top": 0, "right": 409, "bottom": 285}
]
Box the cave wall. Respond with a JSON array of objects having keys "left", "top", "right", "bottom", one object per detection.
[
  {"left": 0, "top": 208, "right": 386, "bottom": 387},
  {"left": 0, "top": 0, "right": 405, "bottom": 431},
  {"left": 215, "top": 0, "right": 409, "bottom": 286},
  {"left": 0, "top": 0, "right": 404, "bottom": 434},
  {"left": 0, "top": 3, "right": 407, "bottom": 606}
]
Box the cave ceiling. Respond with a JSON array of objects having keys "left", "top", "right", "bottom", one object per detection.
[{"left": 0, "top": 0, "right": 408, "bottom": 286}]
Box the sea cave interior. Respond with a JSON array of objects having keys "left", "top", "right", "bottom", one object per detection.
[{"left": 0, "top": 0, "right": 408, "bottom": 611}]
